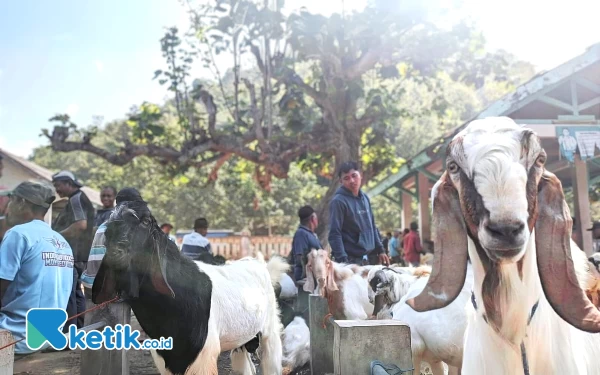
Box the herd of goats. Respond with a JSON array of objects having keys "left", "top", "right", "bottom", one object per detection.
[{"left": 89, "top": 117, "right": 600, "bottom": 375}]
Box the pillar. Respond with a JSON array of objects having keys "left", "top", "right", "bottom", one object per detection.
[
  {"left": 571, "top": 155, "right": 593, "bottom": 255},
  {"left": 401, "top": 191, "right": 413, "bottom": 230},
  {"left": 417, "top": 172, "right": 431, "bottom": 243}
]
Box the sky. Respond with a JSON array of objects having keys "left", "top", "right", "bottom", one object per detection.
[{"left": 0, "top": 0, "right": 599, "bottom": 159}]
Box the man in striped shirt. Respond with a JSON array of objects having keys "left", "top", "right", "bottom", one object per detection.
[{"left": 181, "top": 218, "right": 212, "bottom": 260}]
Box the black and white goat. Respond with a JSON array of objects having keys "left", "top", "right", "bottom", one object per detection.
[
  {"left": 92, "top": 201, "right": 288, "bottom": 375},
  {"left": 368, "top": 265, "right": 472, "bottom": 375},
  {"left": 407, "top": 117, "right": 600, "bottom": 374}
]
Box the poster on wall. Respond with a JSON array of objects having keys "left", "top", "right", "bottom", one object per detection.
[{"left": 556, "top": 126, "right": 600, "bottom": 163}]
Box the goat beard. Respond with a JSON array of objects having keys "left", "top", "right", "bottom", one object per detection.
[{"left": 481, "top": 262, "right": 529, "bottom": 348}]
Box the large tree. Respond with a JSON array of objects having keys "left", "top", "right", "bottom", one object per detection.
[{"left": 41, "top": 0, "right": 530, "bottom": 240}]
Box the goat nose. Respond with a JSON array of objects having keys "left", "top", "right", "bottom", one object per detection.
[
  {"left": 317, "top": 277, "right": 326, "bottom": 284},
  {"left": 486, "top": 220, "right": 525, "bottom": 239}
]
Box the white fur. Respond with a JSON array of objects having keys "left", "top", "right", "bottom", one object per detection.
[
  {"left": 282, "top": 316, "right": 310, "bottom": 371},
  {"left": 279, "top": 273, "right": 298, "bottom": 299},
  {"left": 464, "top": 236, "right": 600, "bottom": 375},
  {"left": 389, "top": 264, "right": 473, "bottom": 375},
  {"left": 152, "top": 256, "right": 287, "bottom": 375},
  {"left": 305, "top": 249, "right": 374, "bottom": 320}
]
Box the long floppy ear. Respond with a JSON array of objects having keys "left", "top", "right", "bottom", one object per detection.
[
  {"left": 535, "top": 171, "right": 600, "bottom": 332},
  {"left": 150, "top": 234, "right": 175, "bottom": 298},
  {"left": 303, "top": 253, "right": 316, "bottom": 293},
  {"left": 407, "top": 172, "right": 469, "bottom": 312},
  {"left": 325, "top": 258, "right": 338, "bottom": 292},
  {"left": 92, "top": 258, "right": 118, "bottom": 304}
]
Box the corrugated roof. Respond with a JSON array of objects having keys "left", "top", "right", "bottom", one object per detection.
[{"left": 0, "top": 148, "right": 102, "bottom": 207}]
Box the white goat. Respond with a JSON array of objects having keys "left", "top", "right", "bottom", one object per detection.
[
  {"left": 368, "top": 265, "right": 472, "bottom": 375},
  {"left": 587, "top": 253, "right": 600, "bottom": 307},
  {"left": 303, "top": 249, "right": 374, "bottom": 320},
  {"left": 407, "top": 117, "right": 600, "bottom": 375},
  {"left": 282, "top": 316, "right": 310, "bottom": 374},
  {"left": 367, "top": 265, "right": 432, "bottom": 319}
]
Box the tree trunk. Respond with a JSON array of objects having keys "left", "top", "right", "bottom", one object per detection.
[{"left": 315, "top": 128, "right": 361, "bottom": 247}]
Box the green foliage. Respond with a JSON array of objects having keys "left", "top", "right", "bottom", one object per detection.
[{"left": 40, "top": 0, "right": 538, "bottom": 236}]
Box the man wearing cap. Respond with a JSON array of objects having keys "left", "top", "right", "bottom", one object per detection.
[
  {"left": 51, "top": 170, "right": 95, "bottom": 330},
  {"left": 588, "top": 221, "right": 600, "bottom": 253},
  {"left": 160, "top": 223, "right": 177, "bottom": 243},
  {"left": 291, "top": 205, "right": 323, "bottom": 282},
  {"left": 0, "top": 182, "right": 74, "bottom": 354}
]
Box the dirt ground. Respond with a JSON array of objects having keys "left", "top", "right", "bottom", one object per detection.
[{"left": 13, "top": 349, "right": 310, "bottom": 375}]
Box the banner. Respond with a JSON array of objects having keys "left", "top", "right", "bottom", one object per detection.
[{"left": 556, "top": 126, "right": 600, "bottom": 163}]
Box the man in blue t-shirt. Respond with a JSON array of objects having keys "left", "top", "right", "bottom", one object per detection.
[
  {"left": 0, "top": 181, "right": 74, "bottom": 354},
  {"left": 291, "top": 206, "right": 323, "bottom": 282}
]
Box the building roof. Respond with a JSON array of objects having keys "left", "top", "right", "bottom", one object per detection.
[
  {"left": 0, "top": 148, "right": 103, "bottom": 207},
  {"left": 367, "top": 42, "right": 600, "bottom": 198}
]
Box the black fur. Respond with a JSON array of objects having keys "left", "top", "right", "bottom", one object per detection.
[{"left": 96, "top": 202, "right": 213, "bottom": 375}]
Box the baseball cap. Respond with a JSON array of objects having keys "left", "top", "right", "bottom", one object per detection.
[
  {"left": 51, "top": 170, "right": 84, "bottom": 187},
  {"left": 298, "top": 205, "right": 316, "bottom": 221},
  {"left": 9, "top": 181, "right": 56, "bottom": 208},
  {"left": 587, "top": 221, "right": 600, "bottom": 231}
]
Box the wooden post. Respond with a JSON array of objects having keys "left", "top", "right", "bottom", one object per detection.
[
  {"left": 309, "top": 294, "right": 335, "bottom": 375},
  {"left": 401, "top": 191, "right": 413, "bottom": 230},
  {"left": 80, "top": 300, "right": 131, "bottom": 375},
  {"left": 332, "top": 320, "right": 412, "bottom": 375},
  {"left": 571, "top": 155, "right": 593, "bottom": 255},
  {"left": 417, "top": 172, "right": 431, "bottom": 243},
  {"left": 0, "top": 330, "right": 14, "bottom": 375}
]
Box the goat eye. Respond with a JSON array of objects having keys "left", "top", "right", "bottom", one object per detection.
[{"left": 447, "top": 161, "right": 459, "bottom": 174}]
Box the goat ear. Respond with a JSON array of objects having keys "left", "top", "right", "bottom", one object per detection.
[
  {"left": 535, "top": 171, "right": 600, "bottom": 333},
  {"left": 326, "top": 260, "right": 338, "bottom": 292},
  {"left": 407, "top": 172, "right": 469, "bottom": 312},
  {"left": 151, "top": 243, "right": 176, "bottom": 299},
  {"left": 92, "top": 258, "right": 118, "bottom": 304},
  {"left": 303, "top": 256, "right": 315, "bottom": 293}
]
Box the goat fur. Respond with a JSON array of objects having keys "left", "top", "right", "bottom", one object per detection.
[
  {"left": 386, "top": 264, "right": 474, "bottom": 375},
  {"left": 282, "top": 316, "right": 311, "bottom": 373},
  {"left": 464, "top": 238, "right": 600, "bottom": 375},
  {"left": 94, "top": 203, "right": 289, "bottom": 375},
  {"left": 303, "top": 249, "right": 374, "bottom": 320}
]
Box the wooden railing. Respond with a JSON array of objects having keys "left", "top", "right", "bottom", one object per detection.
[{"left": 203, "top": 236, "right": 293, "bottom": 259}]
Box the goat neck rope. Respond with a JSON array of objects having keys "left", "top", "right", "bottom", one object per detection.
[{"left": 471, "top": 291, "right": 539, "bottom": 375}]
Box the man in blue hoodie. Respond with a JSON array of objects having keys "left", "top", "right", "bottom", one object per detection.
[{"left": 328, "top": 161, "right": 390, "bottom": 266}]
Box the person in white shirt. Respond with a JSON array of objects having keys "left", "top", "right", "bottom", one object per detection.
[{"left": 181, "top": 218, "right": 212, "bottom": 260}]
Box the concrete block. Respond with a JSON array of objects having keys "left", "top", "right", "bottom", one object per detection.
[
  {"left": 0, "top": 330, "right": 14, "bottom": 375},
  {"left": 81, "top": 300, "right": 131, "bottom": 375},
  {"left": 332, "top": 319, "right": 413, "bottom": 375},
  {"left": 309, "top": 294, "right": 335, "bottom": 375}
]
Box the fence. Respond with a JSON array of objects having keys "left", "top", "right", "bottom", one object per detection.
[{"left": 209, "top": 236, "right": 292, "bottom": 259}]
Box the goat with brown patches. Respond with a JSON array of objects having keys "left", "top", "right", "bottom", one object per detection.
[
  {"left": 407, "top": 117, "right": 600, "bottom": 375},
  {"left": 587, "top": 253, "right": 600, "bottom": 308},
  {"left": 303, "top": 249, "right": 374, "bottom": 320}
]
